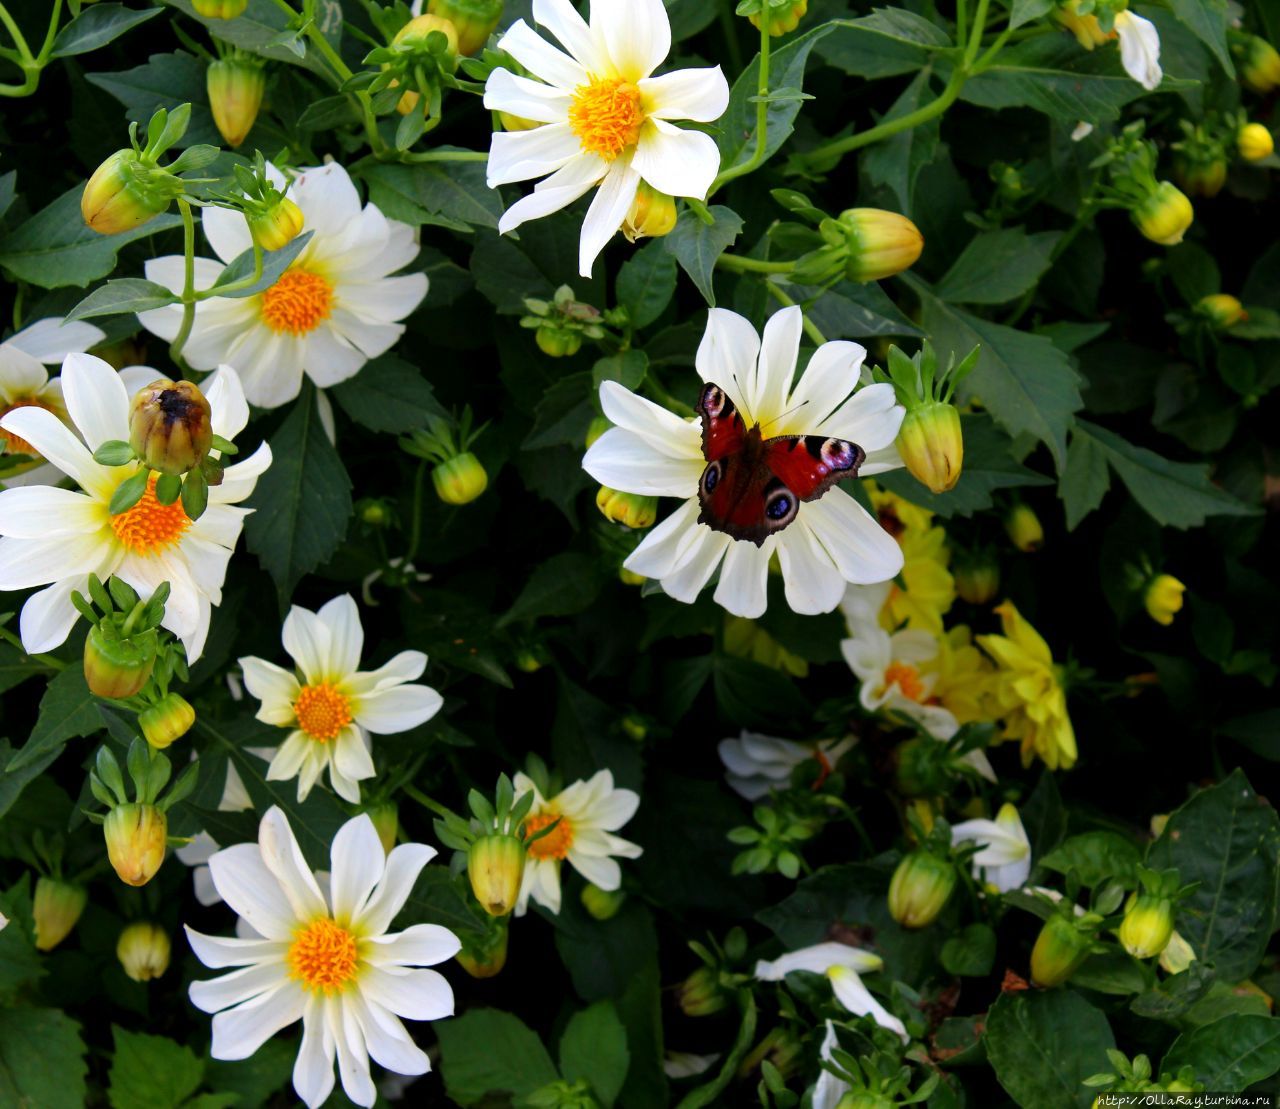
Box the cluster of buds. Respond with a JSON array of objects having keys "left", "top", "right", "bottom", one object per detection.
[
  {"left": 206, "top": 51, "right": 266, "bottom": 148},
  {"left": 621, "top": 182, "right": 678, "bottom": 243},
  {"left": 521, "top": 285, "right": 609, "bottom": 357},
  {"left": 678, "top": 928, "right": 749, "bottom": 1017},
  {"left": 738, "top": 0, "right": 809, "bottom": 37},
  {"left": 821, "top": 1043, "right": 940, "bottom": 1109},
  {"left": 427, "top": 0, "right": 504, "bottom": 56},
  {"left": 773, "top": 190, "right": 925, "bottom": 286},
  {"left": 1085, "top": 1050, "right": 1205, "bottom": 1104},
  {"left": 1117, "top": 867, "right": 1193, "bottom": 958},
  {"left": 82, "top": 104, "right": 218, "bottom": 236},
  {"left": 875, "top": 342, "right": 975, "bottom": 495},
  {"left": 1095, "top": 123, "right": 1194, "bottom": 245},
  {"left": 400, "top": 408, "right": 490, "bottom": 505},
  {"left": 1233, "top": 32, "right": 1280, "bottom": 93},
  {"left": 89, "top": 737, "right": 198, "bottom": 887},
  {"left": 117, "top": 922, "right": 172, "bottom": 982}
]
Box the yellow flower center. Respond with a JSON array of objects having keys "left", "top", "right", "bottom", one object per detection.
[
  {"left": 0, "top": 398, "right": 52, "bottom": 457},
  {"left": 110, "top": 474, "right": 191, "bottom": 555},
  {"left": 260, "top": 270, "right": 334, "bottom": 335},
  {"left": 525, "top": 810, "right": 574, "bottom": 860},
  {"left": 294, "top": 682, "right": 353, "bottom": 742},
  {"left": 287, "top": 918, "right": 358, "bottom": 992},
  {"left": 885, "top": 662, "right": 925, "bottom": 702},
  {"left": 568, "top": 78, "right": 645, "bottom": 160}
]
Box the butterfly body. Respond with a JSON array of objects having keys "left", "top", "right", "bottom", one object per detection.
[{"left": 694, "top": 382, "right": 866, "bottom": 546}]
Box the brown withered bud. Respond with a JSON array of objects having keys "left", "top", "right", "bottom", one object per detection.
[{"left": 129, "top": 379, "right": 213, "bottom": 475}]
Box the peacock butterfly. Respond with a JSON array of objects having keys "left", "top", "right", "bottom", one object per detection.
[{"left": 694, "top": 382, "right": 865, "bottom": 547}]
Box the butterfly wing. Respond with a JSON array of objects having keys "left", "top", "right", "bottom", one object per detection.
[
  {"left": 763, "top": 434, "right": 866, "bottom": 503},
  {"left": 695, "top": 382, "right": 747, "bottom": 460}
]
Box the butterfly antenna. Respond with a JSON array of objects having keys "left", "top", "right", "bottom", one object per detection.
[
  {"left": 760, "top": 399, "right": 811, "bottom": 432},
  {"left": 730, "top": 372, "right": 756, "bottom": 426}
]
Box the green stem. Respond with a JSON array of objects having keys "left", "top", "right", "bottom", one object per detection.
[
  {"left": 0, "top": 625, "right": 65, "bottom": 670},
  {"left": 1004, "top": 194, "right": 1097, "bottom": 325},
  {"left": 716, "top": 252, "right": 794, "bottom": 275},
  {"left": 0, "top": 3, "right": 33, "bottom": 62},
  {"left": 169, "top": 198, "right": 197, "bottom": 373},
  {"left": 402, "top": 783, "right": 456, "bottom": 821},
  {"left": 708, "top": 17, "right": 771, "bottom": 196},
  {"left": 400, "top": 149, "right": 489, "bottom": 164},
  {"left": 763, "top": 281, "right": 826, "bottom": 345},
  {"left": 643, "top": 374, "right": 694, "bottom": 418},
  {"left": 194, "top": 240, "right": 263, "bottom": 300}
]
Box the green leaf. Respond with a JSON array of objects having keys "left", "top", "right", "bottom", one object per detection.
[
  {"left": 50, "top": 3, "right": 162, "bottom": 57},
  {"left": 362, "top": 159, "right": 501, "bottom": 231},
  {"left": 616, "top": 240, "right": 678, "bottom": 330},
  {"left": 940, "top": 922, "right": 997, "bottom": 976},
  {"left": 1217, "top": 709, "right": 1280, "bottom": 761},
  {"left": 675, "top": 999, "right": 757, "bottom": 1109},
  {"left": 158, "top": 0, "right": 342, "bottom": 79},
  {"left": 87, "top": 51, "right": 222, "bottom": 148},
  {"left": 984, "top": 990, "right": 1115, "bottom": 1109},
  {"left": 663, "top": 205, "right": 744, "bottom": 306},
  {"left": 1166, "top": 242, "right": 1221, "bottom": 305},
  {"left": 0, "top": 881, "right": 44, "bottom": 1000},
  {"left": 1163, "top": 1015, "right": 1280, "bottom": 1092},
  {"left": 1071, "top": 419, "right": 1258, "bottom": 528},
  {"left": 0, "top": 185, "right": 182, "bottom": 289},
  {"left": 1040, "top": 830, "right": 1142, "bottom": 886},
  {"left": 207, "top": 231, "right": 314, "bottom": 299},
  {"left": 205, "top": 1039, "right": 295, "bottom": 1109},
  {"left": 1059, "top": 426, "right": 1111, "bottom": 530},
  {"left": 1010, "top": 0, "right": 1056, "bottom": 29},
  {"left": 861, "top": 69, "right": 940, "bottom": 216},
  {"left": 524, "top": 372, "right": 596, "bottom": 451},
  {"left": 4, "top": 666, "right": 102, "bottom": 778},
  {"left": 398, "top": 868, "right": 489, "bottom": 938},
  {"left": 911, "top": 278, "right": 1083, "bottom": 471},
  {"left": 1147, "top": 769, "right": 1280, "bottom": 981},
  {"left": 499, "top": 553, "right": 606, "bottom": 626},
  {"left": 244, "top": 388, "right": 353, "bottom": 604},
  {"left": 436, "top": 1009, "right": 559, "bottom": 1106},
  {"left": 817, "top": 11, "right": 951, "bottom": 79},
  {"left": 67, "top": 279, "right": 179, "bottom": 321},
  {"left": 805, "top": 280, "right": 925, "bottom": 339},
  {"left": 108, "top": 1027, "right": 205, "bottom": 1109},
  {"left": 559, "top": 1002, "right": 630, "bottom": 1108},
  {"left": 0, "top": 1008, "right": 88, "bottom": 1109},
  {"left": 1165, "top": 0, "right": 1233, "bottom": 76},
  {"left": 933, "top": 228, "right": 1061, "bottom": 305},
  {"left": 330, "top": 355, "right": 445, "bottom": 433}
]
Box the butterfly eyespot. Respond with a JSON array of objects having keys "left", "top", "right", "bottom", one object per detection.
[
  {"left": 764, "top": 482, "right": 798, "bottom": 528},
  {"left": 767, "top": 496, "right": 792, "bottom": 520},
  {"left": 702, "top": 460, "right": 723, "bottom": 493},
  {"left": 699, "top": 384, "right": 726, "bottom": 416}
]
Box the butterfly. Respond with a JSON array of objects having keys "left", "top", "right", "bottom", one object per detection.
[{"left": 694, "top": 382, "right": 866, "bottom": 547}]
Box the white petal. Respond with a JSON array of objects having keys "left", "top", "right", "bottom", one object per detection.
[
  {"left": 18, "top": 576, "right": 100, "bottom": 653},
  {"left": 349, "top": 994, "right": 431, "bottom": 1076},
  {"left": 598, "top": 380, "right": 702, "bottom": 458},
  {"left": 203, "top": 365, "right": 251, "bottom": 442},
  {"left": 497, "top": 155, "right": 607, "bottom": 235},
  {"left": 786, "top": 341, "right": 866, "bottom": 432},
  {"left": 0, "top": 405, "right": 113, "bottom": 496},
  {"left": 0, "top": 486, "right": 104, "bottom": 538},
  {"left": 633, "top": 119, "right": 721, "bottom": 201},
  {"left": 363, "top": 923, "right": 462, "bottom": 968},
  {"left": 753, "top": 306, "right": 804, "bottom": 422},
  {"left": 344, "top": 650, "right": 428, "bottom": 693},
  {"left": 258, "top": 806, "right": 330, "bottom": 921},
  {"left": 593, "top": 0, "right": 670, "bottom": 81},
  {"left": 489, "top": 121, "right": 584, "bottom": 187},
  {"left": 483, "top": 68, "right": 572, "bottom": 125},
  {"left": 202, "top": 204, "right": 254, "bottom": 266},
  {"left": 659, "top": 525, "right": 731, "bottom": 604},
  {"left": 317, "top": 594, "right": 364, "bottom": 676},
  {"left": 568, "top": 851, "right": 621, "bottom": 889},
  {"left": 293, "top": 997, "right": 337, "bottom": 1109},
  {"left": 696, "top": 309, "right": 762, "bottom": 413},
  {"left": 754, "top": 942, "right": 882, "bottom": 980},
  {"left": 291, "top": 162, "right": 364, "bottom": 239},
  {"left": 329, "top": 813, "right": 386, "bottom": 923},
  {"left": 577, "top": 158, "right": 641, "bottom": 276},
  {"left": 190, "top": 961, "right": 290, "bottom": 1014},
  {"left": 532, "top": 0, "right": 600, "bottom": 66},
  {"left": 6, "top": 317, "right": 104, "bottom": 362},
  {"left": 827, "top": 966, "right": 908, "bottom": 1041},
  {"left": 210, "top": 983, "right": 307, "bottom": 1061},
  {"left": 816, "top": 383, "right": 903, "bottom": 453},
  {"left": 639, "top": 67, "right": 731, "bottom": 122},
  {"left": 240, "top": 657, "right": 301, "bottom": 724},
  {"left": 59, "top": 352, "right": 131, "bottom": 451},
  {"left": 283, "top": 603, "right": 334, "bottom": 683},
  {"left": 712, "top": 540, "right": 770, "bottom": 618},
  {"left": 184, "top": 926, "right": 289, "bottom": 968},
  {"left": 352, "top": 684, "right": 443, "bottom": 734},
  {"left": 207, "top": 844, "right": 299, "bottom": 940},
  {"left": 497, "top": 19, "right": 588, "bottom": 89},
  {"left": 360, "top": 966, "right": 455, "bottom": 1021},
  {"left": 331, "top": 998, "right": 377, "bottom": 1108},
  {"left": 777, "top": 521, "right": 847, "bottom": 615},
  {"left": 331, "top": 726, "right": 376, "bottom": 783},
  {"left": 803, "top": 490, "right": 904, "bottom": 585},
  {"left": 624, "top": 498, "right": 702, "bottom": 578},
  {"left": 354, "top": 843, "right": 437, "bottom": 936},
  {"left": 1115, "top": 11, "right": 1162, "bottom": 91},
  {"left": 582, "top": 427, "right": 704, "bottom": 497},
  {"left": 0, "top": 532, "right": 112, "bottom": 591}
]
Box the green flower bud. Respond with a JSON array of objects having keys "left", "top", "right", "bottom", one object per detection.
[
  {"left": 888, "top": 850, "right": 956, "bottom": 928},
  {"left": 193, "top": 0, "right": 248, "bottom": 16},
  {"left": 749, "top": 0, "right": 809, "bottom": 36},
  {"left": 390, "top": 14, "right": 460, "bottom": 115},
  {"left": 536, "top": 323, "right": 583, "bottom": 358},
  {"left": 84, "top": 621, "right": 157, "bottom": 699},
  {"left": 678, "top": 965, "right": 728, "bottom": 1017},
  {"left": 1030, "top": 914, "right": 1091, "bottom": 987},
  {"left": 1172, "top": 153, "right": 1227, "bottom": 199},
  {"left": 432, "top": 452, "right": 489, "bottom": 505},
  {"left": 1196, "top": 293, "right": 1246, "bottom": 330},
  {"left": 896, "top": 401, "right": 963, "bottom": 494},
  {"left": 206, "top": 57, "right": 265, "bottom": 148},
  {"left": 365, "top": 801, "right": 399, "bottom": 855},
  {"left": 117, "top": 921, "right": 171, "bottom": 982},
  {"left": 837, "top": 208, "right": 924, "bottom": 282},
  {"left": 456, "top": 925, "right": 508, "bottom": 978},
  {"left": 621, "top": 182, "right": 678, "bottom": 243},
  {"left": 1131, "top": 182, "right": 1194, "bottom": 247},
  {"left": 32, "top": 877, "right": 87, "bottom": 951},
  {"left": 467, "top": 833, "right": 526, "bottom": 916},
  {"left": 954, "top": 551, "right": 1000, "bottom": 605},
  {"left": 104, "top": 803, "right": 168, "bottom": 887},
  {"left": 1238, "top": 34, "right": 1280, "bottom": 93},
  {"left": 581, "top": 883, "right": 627, "bottom": 921},
  {"left": 1119, "top": 893, "right": 1175, "bottom": 959},
  {"left": 129, "top": 378, "right": 213, "bottom": 476},
  {"left": 1005, "top": 503, "right": 1044, "bottom": 552},
  {"left": 836, "top": 1094, "right": 896, "bottom": 1109},
  {"left": 138, "top": 692, "right": 196, "bottom": 750},
  {"left": 427, "top": 0, "right": 503, "bottom": 56},
  {"left": 81, "top": 150, "right": 174, "bottom": 236},
  {"left": 247, "top": 196, "right": 304, "bottom": 252},
  {"left": 596, "top": 486, "right": 658, "bottom": 528}
]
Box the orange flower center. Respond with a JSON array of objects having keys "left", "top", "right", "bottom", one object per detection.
[
  {"left": 287, "top": 918, "right": 358, "bottom": 992},
  {"left": 885, "top": 662, "right": 925, "bottom": 702},
  {"left": 0, "top": 398, "right": 52, "bottom": 457},
  {"left": 260, "top": 270, "right": 334, "bottom": 335},
  {"left": 110, "top": 474, "right": 191, "bottom": 555},
  {"left": 569, "top": 78, "right": 644, "bottom": 160},
  {"left": 294, "top": 682, "right": 353, "bottom": 742},
  {"left": 525, "top": 810, "right": 574, "bottom": 860}
]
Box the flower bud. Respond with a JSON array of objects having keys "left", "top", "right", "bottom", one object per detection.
[
  {"left": 515, "top": 647, "right": 546, "bottom": 673},
  {"left": 129, "top": 378, "right": 213, "bottom": 476},
  {"left": 619, "top": 567, "right": 646, "bottom": 586},
  {"left": 456, "top": 926, "right": 508, "bottom": 978},
  {"left": 1144, "top": 574, "right": 1186, "bottom": 626},
  {"left": 366, "top": 802, "right": 399, "bottom": 855},
  {"left": 32, "top": 877, "right": 87, "bottom": 951},
  {"left": 247, "top": 196, "right": 304, "bottom": 252},
  {"left": 838, "top": 208, "right": 924, "bottom": 282},
  {"left": 193, "top": 0, "right": 248, "bottom": 16},
  {"left": 896, "top": 401, "right": 963, "bottom": 494},
  {"left": 749, "top": 0, "right": 808, "bottom": 36},
  {"left": 206, "top": 58, "right": 265, "bottom": 148},
  {"left": 105, "top": 803, "right": 168, "bottom": 887},
  {"left": 621, "top": 182, "right": 678, "bottom": 243},
  {"left": 1030, "top": 914, "right": 1091, "bottom": 987},
  {"left": 1004, "top": 503, "right": 1044, "bottom": 552},
  {"left": 138, "top": 692, "right": 196, "bottom": 750},
  {"left": 1131, "top": 182, "right": 1194, "bottom": 246},
  {"left": 1053, "top": 1, "right": 1111, "bottom": 48},
  {"left": 621, "top": 714, "right": 647, "bottom": 742},
  {"left": 117, "top": 921, "right": 171, "bottom": 981},
  {"left": 81, "top": 150, "right": 171, "bottom": 236},
  {"left": 467, "top": 833, "right": 526, "bottom": 916},
  {"left": 581, "top": 883, "right": 626, "bottom": 921},
  {"left": 499, "top": 111, "right": 543, "bottom": 132},
  {"left": 427, "top": 0, "right": 503, "bottom": 56},
  {"left": 954, "top": 551, "right": 1000, "bottom": 605},
  {"left": 1118, "top": 893, "right": 1175, "bottom": 959},
  {"left": 1239, "top": 35, "right": 1280, "bottom": 93},
  {"left": 1196, "top": 293, "right": 1246, "bottom": 330},
  {"left": 1172, "top": 154, "right": 1227, "bottom": 199},
  {"left": 536, "top": 323, "right": 583, "bottom": 358},
  {"left": 432, "top": 452, "right": 488, "bottom": 505},
  {"left": 678, "top": 965, "right": 729, "bottom": 1017},
  {"left": 836, "top": 1094, "right": 896, "bottom": 1109},
  {"left": 596, "top": 486, "right": 658, "bottom": 529},
  {"left": 1237, "top": 122, "right": 1274, "bottom": 162},
  {"left": 1159, "top": 929, "right": 1196, "bottom": 974},
  {"left": 391, "top": 14, "right": 460, "bottom": 114},
  {"left": 888, "top": 851, "right": 956, "bottom": 928},
  {"left": 84, "top": 622, "right": 157, "bottom": 699},
  {"left": 585, "top": 416, "right": 611, "bottom": 448}
]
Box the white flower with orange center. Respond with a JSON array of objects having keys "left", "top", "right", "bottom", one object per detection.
[
  {"left": 0, "top": 316, "right": 105, "bottom": 488},
  {"left": 138, "top": 162, "right": 428, "bottom": 409},
  {"left": 0, "top": 355, "right": 269, "bottom": 658},
  {"left": 510, "top": 769, "right": 642, "bottom": 915},
  {"left": 186, "top": 806, "right": 460, "bottom": 1108},
  {"left": 239, "top": 595, "right": 444, "bottom": 804},
  {"left": 483, "top": 0, "right": 730, "bottom": 276}
]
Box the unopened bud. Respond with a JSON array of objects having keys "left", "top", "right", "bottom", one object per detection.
[
  {"left": 836, "top": 1093, "right": 896, "bottom": 1109},
  {"left": 104, "top": 803, "right": 168, "bottom": 887},
  {"left": 138, "top": 692, "right": 196, "bottom": 750},
  {"left": 428, "top": 0, "right": 503, "bottom": 56},
  {"left": 596, "top": 486, "right": 657, "bottom": 528},
  {"left": 193, "top": 0, "right": 248, "bottom": 16},
  {"left": 1131, "top": 182, "right": 1194, "bottom": 246},
  {"left": 1196, "top": 293, "right": 1246, "bottom": 330},
  {"left": 621, "top": 182, "right": 678, "bottom": 243},
  {"left": 896, "top": 401, "right": 963, "bottom": 494},
  {"left": 247, "top": 196, "right": 304, "bottom": 253},
  {"left": 206, "top": 58, "right": 265, "bottom": 148},
  {"left": 585, "top": 416, "right": 611, "bottom": 448},
  {"left": 954, "top": 551, "right": 1000, "bottom": 605},
  {"left": 1238, "top": 123, "right": 1274, "bottom": 162},
  {"left": 1004, "top": 503, "right": 1044, "bottom": 552},
  {"left": 1118, "top": 893, "right": 1175, "bottom": 959},
  {"left": 1030, "top": 914, "right": 1091, "bottom": 987},
  {"left": 467, "top": 834, "right": 525, "bottom": 916},
  {"left": 749, "top": 0, "right": 808, "bottom": 36},
  {"left": 580, "top": 883, "right": 626, "bottom": 921},
  {"left": 129, "top": 378, "right": 213, "bottom": 476},
  {"left": 391, "top": 13, "right": 460, "bottom": 114},
  {"left": 84, "top": 622, "right": 157, "bottom": 699},
  {"left": 117, "top": 921, "right": 171, "bottom": 981},
  {"left": 366, "top": 802, "right": 399, "bottom": 854},
  {"left": 1172, "top": 154, "right": 1227, "bottom": 199},
  {"left": 456, "top": 926, "right": 508, "bottom": 977},
  {"left": 1238, "top": 35, "right": 1280, "bottom": 93},
  {"left": 888, "top": 851, "right": 956, "bottom": 928},
  {"left": 837, "top": 208, "right": 924, "bottom": 282},
  {"left": 1159, "top": 929, "right": 1196, "bottom": 974},
  {"left": 515, "top": 647, "right": 546, "bottom": 673},
  {"left": 1053, "top": 1, "right": 1111, "bottom": 48},
  {"left": 1144, "top": 574, "right": 1186, "bottom": 626},
  {"left": 33, "top": 877, "right": 87, "bottom": 951},
  {"left": 536, "top": 323, "right": 583, "bottom": 358},
  {"left": 432, "top": 452, "right": 488, "bottom": 505},
  {"left": 620, "top": 714, "right": 647, "bottom": 742},
  {"left": 82, "top": 150, "right": 173, "bottom": 236},
  {"left": 678, "top": 965, "right": 728, "bottom": 1017}
]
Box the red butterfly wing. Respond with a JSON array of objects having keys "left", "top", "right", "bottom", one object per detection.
[
  {"left": 695, "top": 382, "right": 747, "bottom": 461},
  {"left": 763, "top": 434, "right": 866, "bottom": 501}
]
